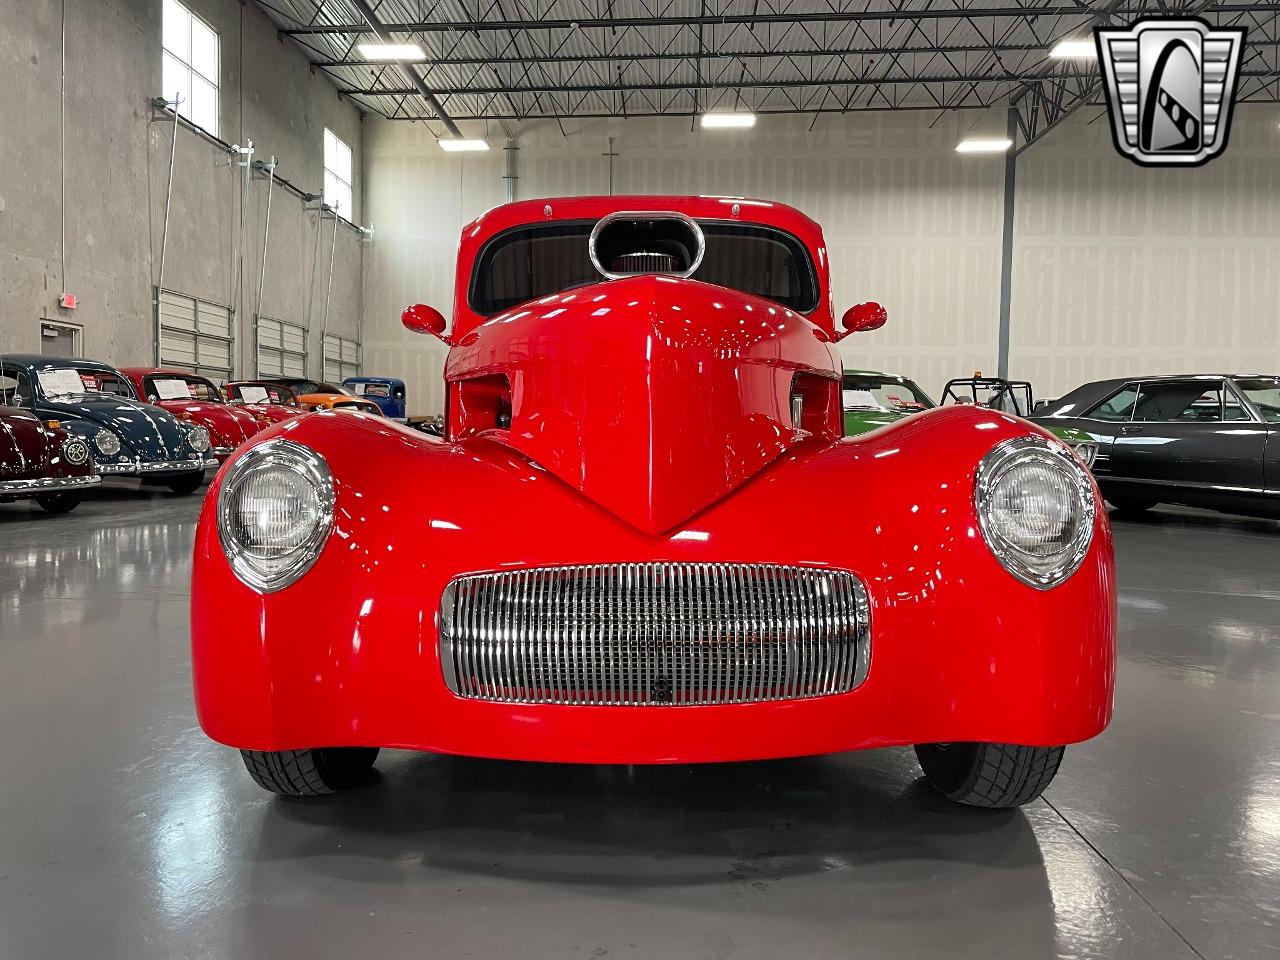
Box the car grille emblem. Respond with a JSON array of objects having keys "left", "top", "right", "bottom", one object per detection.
[{"left": 1096, "top": 19, "right": 1245, "bottom": 167}]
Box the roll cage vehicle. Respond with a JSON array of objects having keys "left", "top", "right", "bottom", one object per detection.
[
  {"left": 942, "top": 376, "right": 1098, "bottom": 468},
  {"left": 0, "top": 403, "right": 99, "bottom": 513},
  {"left": 1034, "top": 374, "right": 1280, "bottom": 518},
  {"left": 193, "top": 196, "right": 1115, "bottom": 808},
  {"left": 0, "top": 355, "right": 217, "bottom": 495}
]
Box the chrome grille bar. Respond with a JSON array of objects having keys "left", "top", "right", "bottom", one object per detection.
[{"left": 440, "top": 563, "right": 870, "bottom": 706}]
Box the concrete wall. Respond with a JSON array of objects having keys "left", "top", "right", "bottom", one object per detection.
[
  {"left": 364, "top": 104, "right": 1280, "bottom": 416},
  {"left": 0, "top": 0, "right": 366, "bottom": 377}
]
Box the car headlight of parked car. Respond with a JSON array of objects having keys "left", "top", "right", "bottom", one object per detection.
[
  {"left": 216, "top": 440, "right": 335, "bottom": 593},
  {"left": 94, "top": 429, "right": 121, "bottom": 457},
  {"left": 974, "top": 435, "right": 1096, "bottom": 590},
  {"left": 185, "top": 423, "right": 211, "bottom": 453},
  {"left": 1068, "top": 440, "right": 1098, "bottom": 468},
  {"left": 62, "top": 436, "right": 90, "bottom": 466}
]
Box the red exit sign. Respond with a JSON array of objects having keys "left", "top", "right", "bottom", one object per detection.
[{"left": 58, "top": 293, "right": 77, "bottom": 309}]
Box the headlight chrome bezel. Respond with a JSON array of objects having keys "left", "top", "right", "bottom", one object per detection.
[
  {"left": 185, "top": 423, "right": 211, "bottom": 453},
  {"left": 975, "top": 435, "right": 1097, "bottom": 591},
  {"left": 94, "top": 429, "right": 121, "bottom": 457},
  {"left": 216, "top": 439, "right": 335, "bottom": 593}
]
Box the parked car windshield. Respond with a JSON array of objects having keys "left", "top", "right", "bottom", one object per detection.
[
  {"left": 143, "top": 374, "right": 221, "bottom": 403},
  {"left": 34, "top": 366, "right": 134, "bottom": 399},
  {"left": 842, "top": 374, "right": 934, "bottom": 413},
  {"left": 471, "top": 221, "right": 819, "bottom": 315},
  {"left": 1235, "top": 377, "right": 1280, "bottom": 422},
  {"left": 227, "top": 382, "right": 297, "bottom": 406}
]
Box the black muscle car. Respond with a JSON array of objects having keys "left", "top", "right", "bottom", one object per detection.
[{"left": 1034, "top": 374, "right": 1280, "bottom": 518}]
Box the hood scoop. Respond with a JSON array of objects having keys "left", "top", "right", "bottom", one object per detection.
[{"left": 446, "top": 275, "right": 841, "bottom": 535}]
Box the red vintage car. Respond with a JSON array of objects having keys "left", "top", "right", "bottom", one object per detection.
[
  {"left": 192, "top": 196, "right": 1116, "bottom": 807},
  {"left": 121, "top": 368, "right": 264, "bottom": 463},
  {"left": 0, "top": 403, "right": 100, "bottom": 513},
  {"left": 222, "top": 380, "right": 306, "bottom": 428}
]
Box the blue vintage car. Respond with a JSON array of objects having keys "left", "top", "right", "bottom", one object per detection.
[
  {"left": 341, "top": 376, "right": 407, "bottom": 420},
  {"left": 0, "top": 355, "right": 219, "bottom": 495}
]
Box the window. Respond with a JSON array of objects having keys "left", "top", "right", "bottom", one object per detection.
[
  {"left": 1129, "top": 380, "right": 1232, "bottom": 423},
  {"left": 469, "top": 221, "right": 819, "bottom": 315},
  {"left": 0, "top": 368, "right": 33, "bottom": 407},
  {"left": 162, "top": 0, "right": 219, "bottom": 134},
  {"left": 841, "top": 375, "right": 934, "bottom": 413},
  {"left": 324, "top": 129, "right": 353, "bottom": 221},
  {"left": 1235, "top": 378, "right": 1280, "bottom": 423},
  {"left": 1084, "top": 386, "right": 1139, "bottom": 421}
]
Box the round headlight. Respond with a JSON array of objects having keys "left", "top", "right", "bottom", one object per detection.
[
  {"left": 216, "top": 440, "right": 334, "bottom": 592},
  {"left": 975, "top": 435, "right": 1096, "bottom": 590},
  {"left": 1069, "top": 440, "right": 1098, "bottom": 468},
  {"left": 62, "top": 437, "right": 90, "bottom": 466},
  {"left": 186, "top": 423, "right": 211, "bottom": 453},
  {"left": 95, "top": 429, "right": 121, "bottom": 457}
]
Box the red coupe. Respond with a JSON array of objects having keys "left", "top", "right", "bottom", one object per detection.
[
  {"left": 121, "top": 368, "right": 265, "bottom": 463},
  {"left": 192, "top": 196, "right": 1116, "bottom": 807}
]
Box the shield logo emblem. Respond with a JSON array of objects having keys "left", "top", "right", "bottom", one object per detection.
[{"left": 1095, "top": 19, "right": 1246, "bottom": 167}]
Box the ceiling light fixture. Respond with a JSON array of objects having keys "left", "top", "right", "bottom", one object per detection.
[
  {"left": 1049, "top": 38, "right": 1097, "bottom": 59},
  {"left": 700, "top": 112, "right": 757, "bottom": 129},
  {"left": 357, "top": 42, "right": 427, "bottom": 61},
  {"left": 955, "top": 138, "right": 1013, "bottom": 154},
  {"left": 438, "top": 139, "right": 490, "bottom": 152}
]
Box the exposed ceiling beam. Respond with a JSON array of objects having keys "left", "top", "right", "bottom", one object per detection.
[
  {"left": 278, "top": 4, "right": 1278, "bottom": 36},
  {"left": 345, "top": 0, "right": 463, "bottom": 138}
]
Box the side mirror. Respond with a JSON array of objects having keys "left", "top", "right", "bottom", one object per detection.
[
  {"left": 836, "top": 302, "right": 888, "bottom": 340},
  {"left": 402, "top": 304, "right": 451, "bottom": 344}
]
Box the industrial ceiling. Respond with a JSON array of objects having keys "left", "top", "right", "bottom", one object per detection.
[{"left": 257, "top": 0, "right": 1280, "bottom": 150}]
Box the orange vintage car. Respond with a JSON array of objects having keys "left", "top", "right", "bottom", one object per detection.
[{"left": 257, "top": 377, "right": 382, "bottom": 416}]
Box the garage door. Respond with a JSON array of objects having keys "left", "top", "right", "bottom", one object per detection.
[
  {"left": 322, "top": 334, "right": 360, "bottom": 382},
  {"left": 256, "top": 315, "right": 307, "bottom": 378},
  {"left": 158, "top": 290, "right": 233, "bottom": 380}
]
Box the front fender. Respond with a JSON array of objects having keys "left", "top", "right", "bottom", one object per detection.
[{"left": 192, "top": 405, "right": 1116, "bottom": 762}]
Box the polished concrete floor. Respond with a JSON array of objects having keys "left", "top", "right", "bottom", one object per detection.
[{"left": 1, "top": 486, "right": 1277, "bottom": 960}]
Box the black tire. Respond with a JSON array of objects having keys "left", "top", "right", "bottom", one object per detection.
[
  {"left": 915, "top": 742, "right": 1064, "bottom": 808},
  {"left": 240, "top": 747, "right": 379, "bottom": 797},
  {"left": 1106, "top": 495, "right": 1157, "bottom": 513},
  {"left": 166, "top": 471, "right": 206, "bottom": 496},
  {"left": 35, "top": 493, "right": 82, "bottom": 514}
]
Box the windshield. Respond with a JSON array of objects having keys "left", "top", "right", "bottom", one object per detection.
[
  {"left": 944, "top": 381, "right": 1032, "bottom": 415},
  {"left": 842, "top": 375, "right": 934, "bottom": 413},
  {"left": 1235, "top": 377, "right": 1280, "bottom": 422},
  {"left": 228, "top": 383, "right": 297, "bottom": 406},
  {"left": 144, "top": 374, "right": 221, "bottom": 403},
  {"left": 35, "top": 367, "right": 134, "bottom": 398},
  {"left": 470, "top": 221, "right": 819, "bottom": 315}
]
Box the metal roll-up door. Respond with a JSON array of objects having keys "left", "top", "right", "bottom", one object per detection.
[
  {"left": 322, "top": 334, "right": 360, "bottom": 382},
  {"left": 158, "top": 289, "right": 233, "bottom": 379},
  {"left": 256, "top": 315, "right": 307, "bottom": 378}
]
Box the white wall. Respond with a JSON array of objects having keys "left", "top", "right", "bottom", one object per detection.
[
  {"left": 364, "top": 105, "right": 1280, "bottom": 416},
  {"left": 1011, "top": 106, "right": 1280, "bottom": 396},
  {"left": 365, "top": 113, "right": 1005, "bottom": 415}
]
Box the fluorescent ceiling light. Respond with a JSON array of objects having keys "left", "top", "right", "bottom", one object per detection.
[
  {"left": 357, "top": 42, "right": 427, "bottom": 61},
  {"left": 955, "top": 138, "right": 1013, "bottom": 154},
  {"left": 438, "top": 138, "right": 490, "bottom": 152},
  {"left": 1049, "top": 38, "right": 1097, "bottom": 59},
  {"left": 700, "top": 112, "right": 757, "bottom": 129}
]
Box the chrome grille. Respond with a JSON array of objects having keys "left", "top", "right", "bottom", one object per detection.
[{"left": 440, "top": 563, "right": 870, "bottom": 706}]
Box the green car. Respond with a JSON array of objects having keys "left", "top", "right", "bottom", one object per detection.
[{"left": 841, "top": 371, "right": 1098, "bottom": 468}]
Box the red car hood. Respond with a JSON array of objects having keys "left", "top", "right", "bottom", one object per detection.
[
  {"left": 154, "top": 399, "right": 259, "bottom": 448},
  {"left": 446, "top": 275, "right": 841, "bottom": 534}
]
